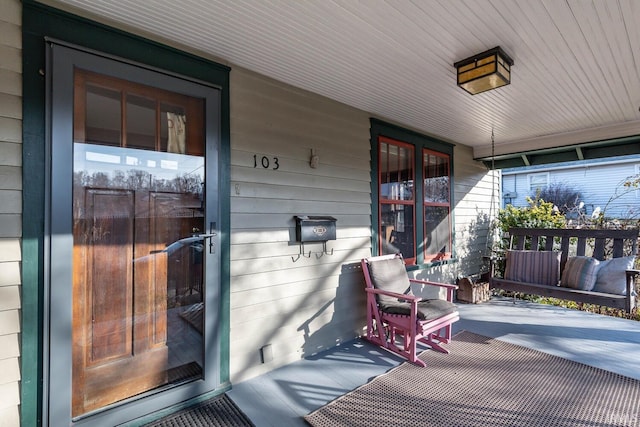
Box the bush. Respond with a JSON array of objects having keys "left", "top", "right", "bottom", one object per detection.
[
  {"left": 534, "top": 183, "right": 581, "bottom": 215},
  {"left": 496, "top": 197, "right": 566, "bottom": 234}
]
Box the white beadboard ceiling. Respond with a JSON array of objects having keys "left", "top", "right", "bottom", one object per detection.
[{"left": 48, "top": 0, "right": 640, "bottom": 164}]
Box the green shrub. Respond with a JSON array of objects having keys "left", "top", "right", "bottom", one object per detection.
[{"left": 496, "top": 197, "right": 566, "bottom": 234}]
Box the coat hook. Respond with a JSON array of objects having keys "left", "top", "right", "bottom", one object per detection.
[
  {"left": 292, "top": 243, "right": 312, "bottom": 262},
  {"left": 319, "top": 241, "right": 334, "bottom": 257}
]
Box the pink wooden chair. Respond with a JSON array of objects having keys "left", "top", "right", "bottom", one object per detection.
[{"left": 361, "top": 254, "right": 460, "bottom": 367}]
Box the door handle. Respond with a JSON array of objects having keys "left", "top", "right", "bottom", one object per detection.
[
  {"left": 198, "top": 222, "right": 217, "bottom": 254},
  {"left": 197, "top": 233, "right": 217, "bottom": 238}
]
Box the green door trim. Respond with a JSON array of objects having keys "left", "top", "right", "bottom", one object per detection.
[{"left": 22, "top": 2, "right": 231, "bottom": 425}]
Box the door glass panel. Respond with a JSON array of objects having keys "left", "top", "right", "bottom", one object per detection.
[
  {"left": 161, "top": 103, "right": 187, "bottom": 154},
  {"left": 85, "top": 84, "right": 121, "bottom": 146},
  {"left": 72, "top": 70, "right": 206, "bottom": 417},
  {"left": 126, "top": 94, "right": 157, "bottom": 151}
]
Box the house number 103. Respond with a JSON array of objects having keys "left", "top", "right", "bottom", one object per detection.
[{"left": 254, "top": 154, "right": 280, "bottom": 170}]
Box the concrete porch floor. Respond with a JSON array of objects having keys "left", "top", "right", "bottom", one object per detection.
[{"left": 227, "top": 298, "right": 640, "bottom": 427}]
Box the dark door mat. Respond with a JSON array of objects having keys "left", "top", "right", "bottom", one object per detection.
[
  {"left": 144, "top": 394, "right": 255, "bottom": 427},
  {"left": 167, "top": 361, "right": 202, "bottom": 384}
]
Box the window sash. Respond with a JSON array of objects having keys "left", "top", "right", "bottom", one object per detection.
[
  {"left": 528, "top": 173, "right": 549, "bottom": 192},
  {"left": 423, "top": 149, "right": 451, "bottom": 261},
  {"left": 378, "top": 137, "right": 416, "bottom": 264}
]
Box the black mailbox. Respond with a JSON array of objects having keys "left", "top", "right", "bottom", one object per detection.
[{"left": 295, "top": 216, "right": 337, "bottom": 242}]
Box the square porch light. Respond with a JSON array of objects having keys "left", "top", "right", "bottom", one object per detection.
[{"left": 454, "top": 46, "right": 514, "bottom": 95}]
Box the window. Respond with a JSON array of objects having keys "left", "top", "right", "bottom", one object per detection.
[
  {"left": 528, "top": 172, "right": 549, "bottom": 193},
  {"left": 423, "top": 150, "right": 451, "bottom": 261},
  {"left": 379, "top": 137, "right": 416, "bottom": 263},
  {"left": 371, "top": 120, "right": 454, "bottom": 266}
]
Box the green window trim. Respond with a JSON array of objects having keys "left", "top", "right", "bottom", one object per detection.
[
  {"left": 370, "top": 118, "right": 455, "bottom": 267},
  {"left": 22, "top": 2, "right": 231, "bottom": 425}
]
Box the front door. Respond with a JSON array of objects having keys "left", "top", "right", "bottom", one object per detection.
[{"left": 49, "top": 44, "right": 222, "bottom": 425}]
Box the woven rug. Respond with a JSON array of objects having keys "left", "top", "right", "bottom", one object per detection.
[{"left": 305, "top": 331, "right": 640, "bottom": 427}]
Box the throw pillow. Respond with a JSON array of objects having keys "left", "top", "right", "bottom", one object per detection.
[
  {"left": 592, "top": 256, "right": 636, "bottom": 295},
  {"left": 560, "top": 256, "right": 600, "bottom": 290},
  {"left": 504, "top": 250, "right": 561, "bottom": 286}
]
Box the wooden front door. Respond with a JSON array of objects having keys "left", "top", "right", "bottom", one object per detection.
[{"left": 69, "top": 69, "right": 208, "bottom": 417}]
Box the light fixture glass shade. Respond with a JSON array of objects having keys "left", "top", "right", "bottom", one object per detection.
[{"left": 454, "top": 47, "right": 514, "bottom": 95}]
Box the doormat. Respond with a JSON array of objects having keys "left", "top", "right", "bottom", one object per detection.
[
  {"left": 145, "top": 393, "right": 254, "bottom": 427},
  {"left": 305, "top": 331, "right": 640, "bottom": 427}
]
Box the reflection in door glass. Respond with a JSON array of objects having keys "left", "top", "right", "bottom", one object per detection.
[
  {"left": 71, "top": 69, "right": 209, "bottom": 417},
  {"left": 72, "top": 142, "right": 205, "bottom": 416}
]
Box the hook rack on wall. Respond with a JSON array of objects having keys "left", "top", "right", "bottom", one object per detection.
[{"left": 292, "top": 215, "right": 337, "bottom": 262}]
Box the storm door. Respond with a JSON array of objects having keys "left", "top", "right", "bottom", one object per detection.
[{"left": 48, "top": 44, "right": 222, "bottom": 425}]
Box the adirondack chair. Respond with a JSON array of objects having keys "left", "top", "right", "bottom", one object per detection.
[{"left": 361, "top": 254, "right": 460, "bottom": 367}]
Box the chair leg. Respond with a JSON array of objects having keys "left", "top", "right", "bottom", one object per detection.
[
  {"left": 422, "top": 335, "right": 450, "bottom": 354},
  {"left": 441, "top": 323, "right": 452, "bottom": 342},
  {"left": 368, "top": 318, "right": 387, "bottom": 348}
]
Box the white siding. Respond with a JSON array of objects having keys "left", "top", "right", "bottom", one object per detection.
[
  {"left": 229, "top": 68, "right": 372, "bottom": 382},
  {"left": 502, "top": 158, "right": 640, "bottom": 218},
  {"left": 0, "top": 1, "right": 21, "bottom": 426},
  {"left": 450, "top": 146, "right": 498, "bottom": 277}
]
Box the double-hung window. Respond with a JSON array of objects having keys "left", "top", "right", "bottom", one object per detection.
[
  {"left": 423, "top": 149, "right": 451, "bottom": 262},
  {"left": 379, "top": 137, "right": 416, "bottom": 263},
  {"left": 371, "top": 120, "right": 454, "bottom": 266},
  {"left": 528, "top": 172, "right": 549, "bottom": 193}
]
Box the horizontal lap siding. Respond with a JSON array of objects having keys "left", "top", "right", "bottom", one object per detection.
[
  {"left": 0, "top": 1, "right": 21, "bottom": 426},
  {"left": 229, "top": 68, "right": 371, "bottom": 382},
  {"left": 453, "top": 145, "right": 499, "bottom": 270}
]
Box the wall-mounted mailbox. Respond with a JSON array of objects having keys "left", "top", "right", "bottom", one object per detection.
[{"left": 295, "top": 215, "right": 337, "bottom": 242}]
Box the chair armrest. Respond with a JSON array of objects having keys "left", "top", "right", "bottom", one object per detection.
[
  {"left": 409, "top": 279, "right": 458, "bottom": 290},
  {"left": 409, "top": 279, "right": 457, "bottom": 303},
  {"left": 626, "top": 269, "right": 640, "bottom": 276},
  {"left": 365, "top": 288, "right": 423, "bottom": 302}
]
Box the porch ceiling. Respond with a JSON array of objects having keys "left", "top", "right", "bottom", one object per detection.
[{"left": 47, "top": 0, "right": 640, "bottom": 166}]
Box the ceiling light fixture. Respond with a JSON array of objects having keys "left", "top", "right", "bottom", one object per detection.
[{"left": 454, "top": 46, "right": 514, "bottom": 95}]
